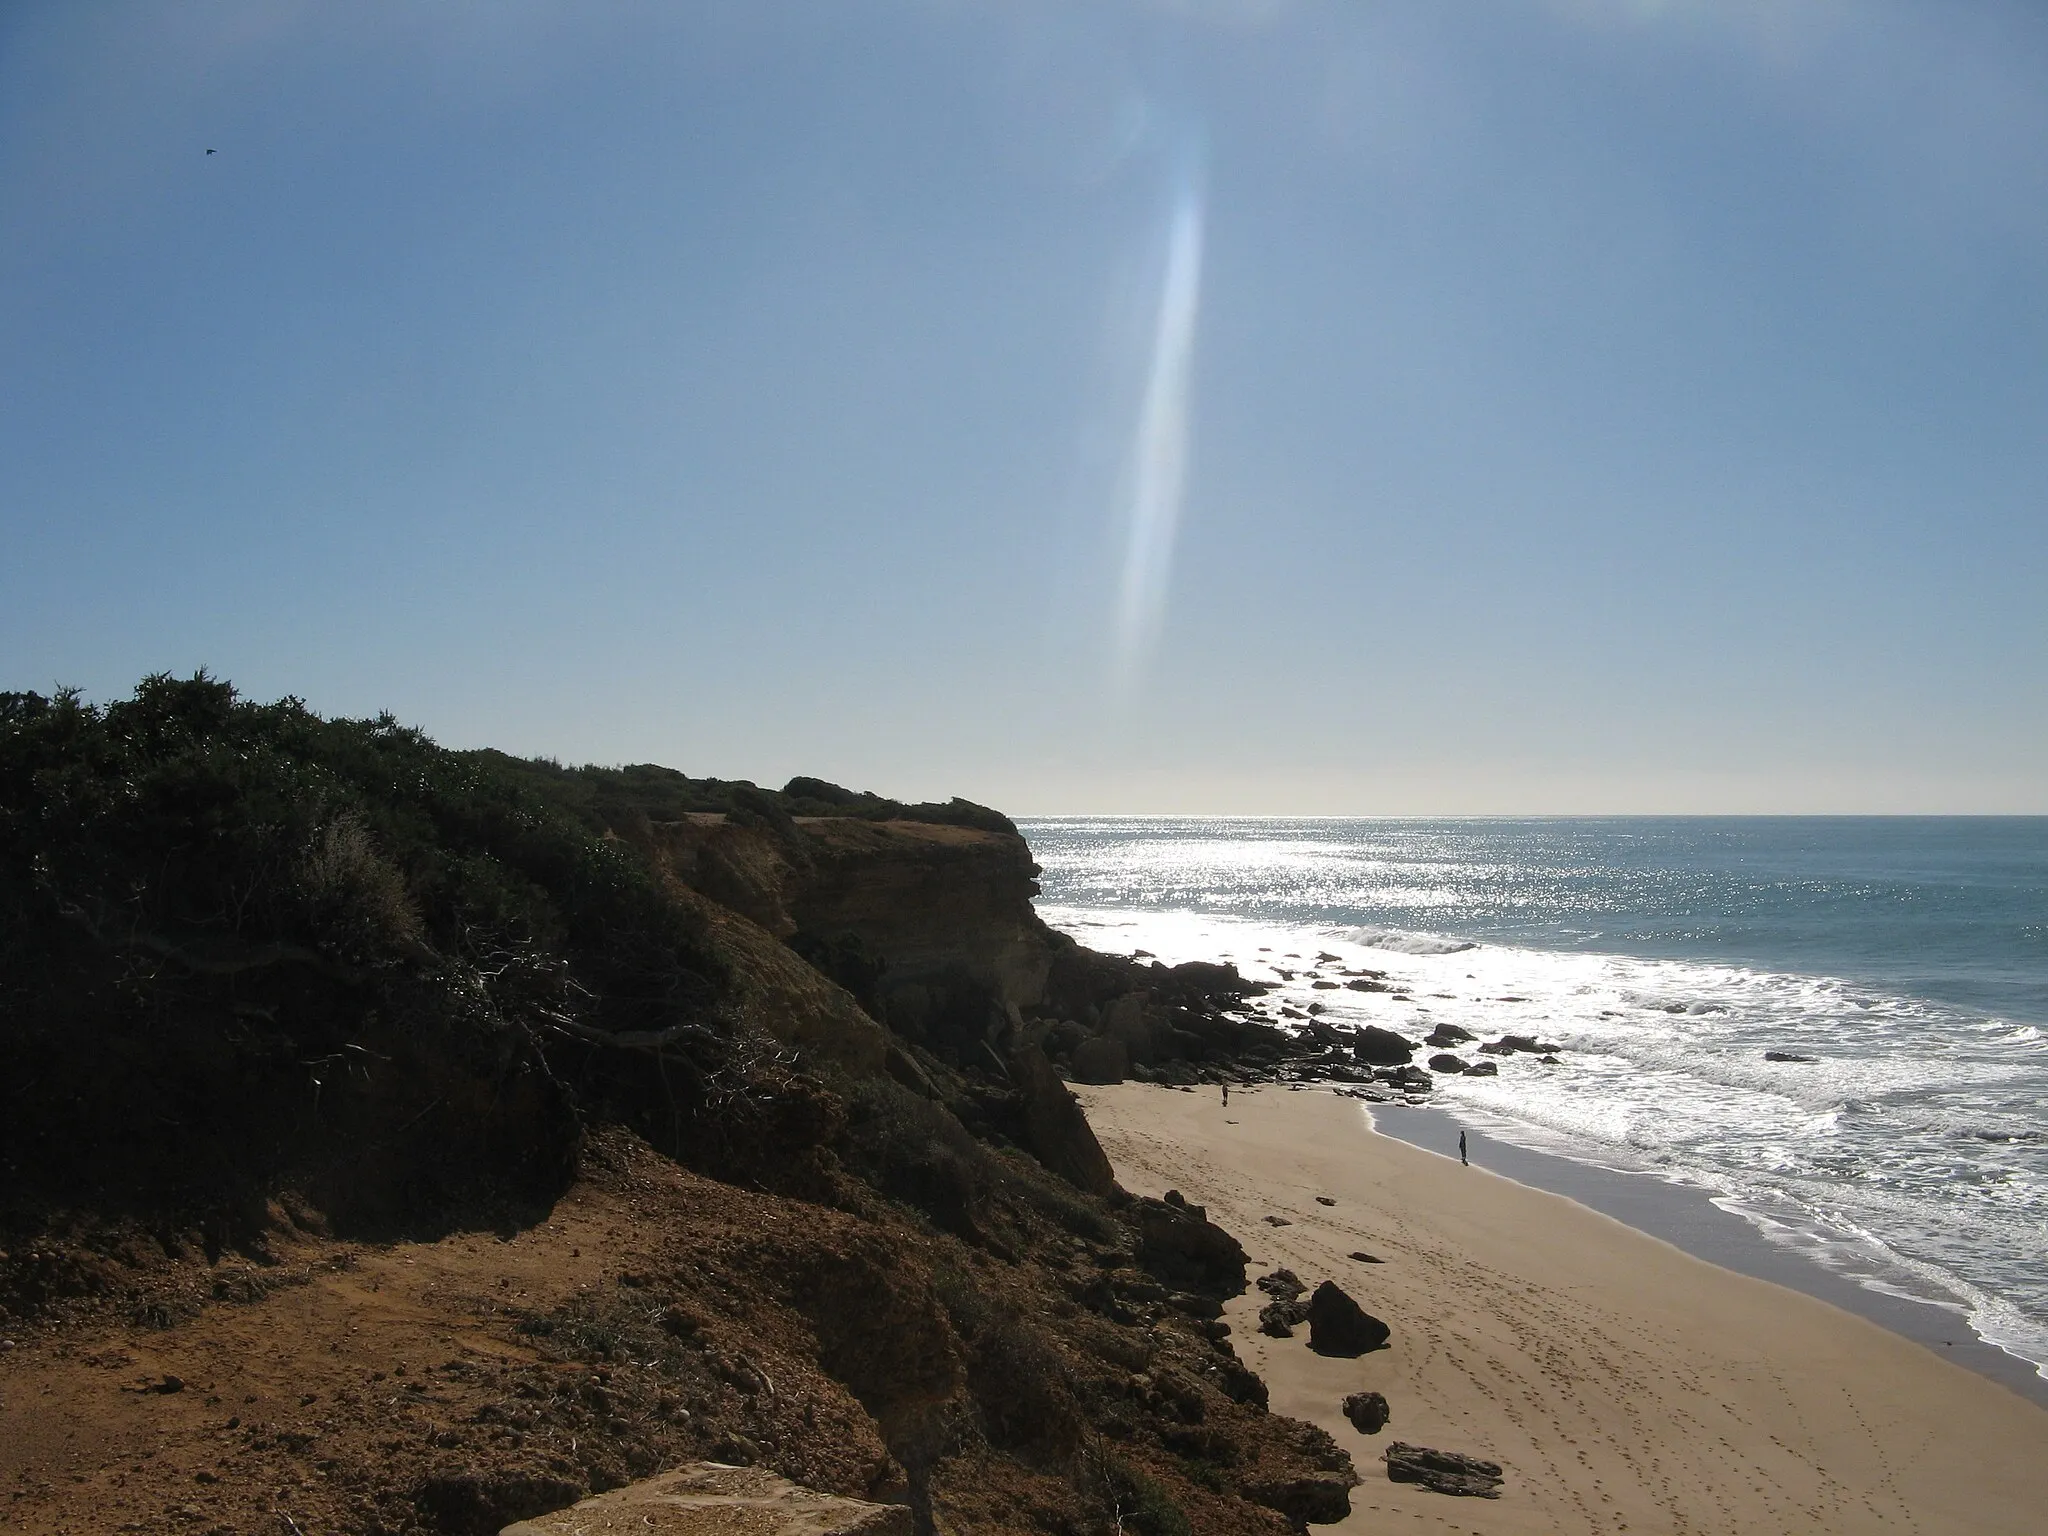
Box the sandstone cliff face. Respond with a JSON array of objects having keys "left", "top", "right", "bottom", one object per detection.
[
  {"left": 641, "top": 813, "right": 1057, "bottom": 1067},
  {"left": 787, "top": 818, "right": 1053, "bottom": 1036}
]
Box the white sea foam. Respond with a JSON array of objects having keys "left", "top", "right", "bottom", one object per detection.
[{"left": 1335, "top": 925, "right": 1477, "bottom": 955}]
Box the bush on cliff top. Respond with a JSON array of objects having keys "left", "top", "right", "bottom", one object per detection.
[{"left": 0, "top": 674, "right": 793, "bottom": 1223}]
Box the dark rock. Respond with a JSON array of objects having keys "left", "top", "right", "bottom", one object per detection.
[
  {"left": 1344, "top": 978, "right": 1390, "bottom": 992},
  {"left": 1351, "top": 1026, "right": 1415, "bottom": 1066},
  {"left": 1427, "top": 1054, "right": 1468, "bottom": 1074},
  {"left": 1242, "top": 1472, "right": 1356, "bottom": 1526},
  {"left": 1069, "top": 1036, "right": 1129, "bottom": 1085},
  {"left": 1764, "top": 1051, "right": 1818, "bottom": 1063},
  {"left": 1477, "top": 1041, "right": 1514, "bottom": 1055},
  {"left": 1342, "top": 1391, "right": 1389, "bottom": 1434},
  {"left": 1131, "top": 1194, "right": 1249, "bottom": 1294},
  {"left": 1315, "top": 1195, "right": 1336, "bottom": 1206},
  {"left": 1256, "top": 1268, "right": 1306, "bottom": 1301},
  {"left": 1347, "top": 1251, "right": 1383, "bottom": 1264},
  {"left": 1494, "top": 1034, "right": 1562, "bottom": 1055},
  {"left": 1303, "top": 1019, "right": 1348, "bottom": 1049},
  {"left": 1464, "top": 1060, "right": 1498, "bottom": 1077},
  {"left": 1307, "top": 1281, "right": 1389, "bottom": 1357},
  {"left": 1425, "top": 1022, "right": 1476, "bottom": 1043},
  {"left": 1383, "top": 1442, "right": 1503, "bottom": 1498},
  {"left": 1263, "top": 1215, "right": 1292, "bottom": 1227},
  {"left": 1258, "top": 1298, "right": 1311, "bottom": 1337}
]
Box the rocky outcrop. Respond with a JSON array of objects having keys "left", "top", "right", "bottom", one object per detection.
[
  {"left": 1383, "top": 1443, "right": 1504, "bottom": 1498},
  {"left": 1307, "top": 1281, "right": 1390, "bottom": 1357},
  {"left": 1132, "top": 1190, "right": 1250, "bottom": 1295},
  {"left": 1241, "top": 1472, "right": 1355, "bottom": 1526},
  {"left": 499, "top": 1462, "right": 913, "bottom": 1534}
]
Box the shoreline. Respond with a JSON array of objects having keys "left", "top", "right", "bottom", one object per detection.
[
  {"left": 1077, "top": 1079, "right": 2048, "bottom": 1535},
  {"left": 1369, "top": 1102, "right": 2048, "bottom": 1409}
]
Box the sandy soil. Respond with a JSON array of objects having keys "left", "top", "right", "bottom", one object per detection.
[{"left": 1077, "top": 1081, "right": 2048, "bottom": 1536}]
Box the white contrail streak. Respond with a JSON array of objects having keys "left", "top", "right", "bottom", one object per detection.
[{"left": 1112, "top": 167, "right": 1205, "bottom": 690}]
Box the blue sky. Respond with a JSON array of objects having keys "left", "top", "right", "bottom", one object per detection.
[{"left": 3, "top": 1, "right": 2044, "bottom": 812}]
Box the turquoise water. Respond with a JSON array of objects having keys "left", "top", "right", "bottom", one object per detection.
[{"left": 1020, "top": 817, "right": 2048, "bottom": 1377}]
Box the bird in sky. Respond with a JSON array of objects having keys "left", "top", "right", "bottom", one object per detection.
[{"left": 205, "top": 148, "right": 215, "bottom": 155}]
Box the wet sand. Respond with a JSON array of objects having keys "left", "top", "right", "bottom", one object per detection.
[{"left": 1077, "top": 1081, "right": 2048, "bottom": 1536}]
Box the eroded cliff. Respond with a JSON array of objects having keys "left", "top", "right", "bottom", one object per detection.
[{"left": 0, "top": 677, "right": 1352, "bottom": 1536}]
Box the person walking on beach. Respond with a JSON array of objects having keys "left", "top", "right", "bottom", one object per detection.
[
  {"left": 1222, "top": 1082, "right": 1230, "bottom": 1106},
  {"left": 1459, "top": 1130, "right": 1469, "bottom": 1167}
]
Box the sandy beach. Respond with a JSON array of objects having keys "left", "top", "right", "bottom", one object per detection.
[{"left": 1077, "top": 1081, "right": 2048, "bottom": 1536}]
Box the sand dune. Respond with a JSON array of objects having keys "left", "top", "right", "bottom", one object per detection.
[{"left": 1077, "top": 1082, "right": 2048, "bottom": 1536}]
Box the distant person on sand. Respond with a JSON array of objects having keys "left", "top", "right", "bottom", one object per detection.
[
  {"left": 1459, "top": 1130, "right": 1469, "bottom": 1166},
  {"left": 1222, "top": 1083, "right": 1230, "bottom": 1106}
]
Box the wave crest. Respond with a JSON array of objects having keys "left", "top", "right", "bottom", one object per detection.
[{"left": 1336, "top": 925, "right": 1477, "bottom": 956}]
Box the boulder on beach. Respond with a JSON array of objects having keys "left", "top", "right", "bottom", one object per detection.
[
  {"left": 1764, "top": 1051, "right": 1818, "bottom": 1063},
  {"left": 1342, "top": 1391, "right": 1390, "bottom": 1434},
  {"left": 1069, "top": 1035, "right": 1129, "bottom": 1084},
  {"left": 1352, "top": 1026, "right": 1416, "bottom": 1065},
  {"left": 1425, "top": 1022, "right": 1476, "bottom": 1044},
  {"left": 1427, "top": 1053, "right": 1469, "bottom": 1074},
  {"left": 1307, "top": 1280, "right": 1390, "bottom": 1357},
  {"left": 1383, "top": 1442, "right": 1503, "bottom": 1499},
  {"left": 1465, "top": 1060, "right": 1498, "bottom": 1077}
]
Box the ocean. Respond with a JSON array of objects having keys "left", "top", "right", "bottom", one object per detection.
[{"left": 1018, "top": 816, "right": 2048, "bottom": 1381}]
